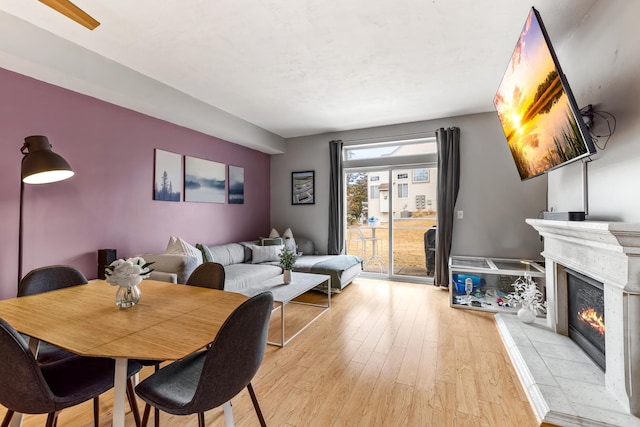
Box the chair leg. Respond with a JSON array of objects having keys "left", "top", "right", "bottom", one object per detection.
[
  {"left": 198, "top": 412, "right": 205, "bottom": 427},
  {"left": 127, "top": 378, "right": 142, "bottom": 427},
  {"left": 46, "top": 412, "right": 58, "bottom": 427},
  {"left": 1, "top": 410, "right": 14, "bottom": 427},
  {"left": 153, "top": 364, "right": 160, "bottom": 427},
  {"left": 247, "top": 382, "right": 267, "bottom": 427},
  {"left": 141, "top": 404, "right": 151, "bottom": 427},
  {"left": 93, "top": 396, "right": 100, "bottom": 426}
]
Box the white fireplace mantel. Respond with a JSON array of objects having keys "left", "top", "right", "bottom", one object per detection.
[
  {"left": 516, "top": 219, "right": 640, "bottom": 424},
  {"left": 526, "top": 219, "right": 640, "bottom": 293}
]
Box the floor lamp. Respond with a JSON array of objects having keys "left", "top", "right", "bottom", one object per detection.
[{"left": 19, "top": 135, "right": 74, "bottom": 284}]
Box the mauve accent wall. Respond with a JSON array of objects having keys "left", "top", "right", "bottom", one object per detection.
[{"left": 0, "top": 67, "right": 270, "bottom": 299}]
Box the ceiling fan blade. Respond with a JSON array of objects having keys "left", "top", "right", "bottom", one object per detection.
[{"left": 38, "top": 0, "right": 100, "bottom": 30}]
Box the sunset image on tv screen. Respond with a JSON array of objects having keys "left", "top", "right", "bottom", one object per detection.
[{"left": 494, "top": 9, "right": 589, "bottom": 180}]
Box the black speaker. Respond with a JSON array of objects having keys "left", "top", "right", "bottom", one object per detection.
[{"left": 98, "top": 249, "right": 117, "bottom": 279}]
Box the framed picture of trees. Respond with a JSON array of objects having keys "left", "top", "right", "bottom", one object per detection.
[{"left": 153, "top": 149, "right": 182, "bottom": 201}]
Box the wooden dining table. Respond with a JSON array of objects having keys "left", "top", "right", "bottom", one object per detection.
[{"left": 0, "top": 279, "right": 248, "bottom": 427}]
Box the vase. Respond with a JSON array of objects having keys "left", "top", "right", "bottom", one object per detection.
[
  {"left": 116, "top": 284, "right": 141, "bottom": 308},
  {"left": 283, "top": 269, "right": 292, "bottom": 284},
  {"left": 517, "top": 305, "right": 536, "bottom": 324}
]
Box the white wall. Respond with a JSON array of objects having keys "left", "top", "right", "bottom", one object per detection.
[
  {"left": 271, "top": 112, "right": 546, "bottom": 259},
  {"left": 547, "top": 1, "right": 640, "bottom": 220}
]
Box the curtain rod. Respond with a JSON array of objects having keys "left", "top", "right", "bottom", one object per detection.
[{"left": 340, "top": 130, "right": 438, "bottom": 145}]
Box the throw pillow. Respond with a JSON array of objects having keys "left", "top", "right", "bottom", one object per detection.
[
  {"left": 165, "top": 236, "right": 177, "bottom": 252},
  {"left": 196, "top": 243, "right": 214, "bottom": 263},
  {"left": 269, "top": 228, "right": 280, "bottom": 238},
  {"left": 261, "top": 237, "right": 284, "bottom": 246},
  {"left": 284, "top": 237, "right": 297, "bottom": 253},
  {"left": 282, "top": 228, "right": 294, "bottom": 239},
  {"left": 250, "top": 244, "right": 284, "bottom": 264},
  {"left": 166, "top": 237, "right": 203, "bottom": 265}
]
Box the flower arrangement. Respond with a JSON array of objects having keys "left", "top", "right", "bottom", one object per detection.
[
  {"left": 279, "top": 246, "right": 297, "bottom": 271},
  {"left": 105, "top": 257, "right": 154, "bottom": 287},
  {"left": 508, "top": 273, "right": 546, "bottom": 314}
]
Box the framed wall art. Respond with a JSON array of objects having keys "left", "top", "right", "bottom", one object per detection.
[
  {"left": 184, "top": 156, "right": 226, "bottom": 203},
  {"left": 291, "top": 170, "right": 315, "bottom": 205},
  {"left": 228, "top": 165, "right": 244, "bottom": 204},
  {"left": 153, "top": 149, "right": 182, "bottom": 201}
]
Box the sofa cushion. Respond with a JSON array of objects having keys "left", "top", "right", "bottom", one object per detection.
[
  {"left": 207, "top": 243, "right": 246, "bottom": 266},
  {"left": 296, "top": 237, "right": 315, "bottom": 255},
  {"left": 224, "top": 263, "right": 282, "bottom": 293}
]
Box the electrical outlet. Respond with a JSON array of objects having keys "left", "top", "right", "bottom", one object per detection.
[{"left": 457, "top": 210, "right": 464, "bottom": 219}]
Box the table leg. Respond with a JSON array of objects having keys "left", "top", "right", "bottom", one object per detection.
[
  {"left": 223, "top": 401, "right": 235, "bottom": 426},
  {"left": 113, "top": 357, "right": 128, "bottom": 427}
]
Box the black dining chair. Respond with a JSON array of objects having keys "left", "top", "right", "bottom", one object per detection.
[
  {"left": 134, "top": 262, "right": 226, "bottom": 427},
  {"left": 0, "top": 318, "right": 142, "bottom": 427},
  {"left": 185, "top": 262, "right": 226, "bottom": 290},
  {"left": 135, "top": 291, "right": 274, "bottom": 427},
  {"left": 16, "top": 265, "right": 143, "bottom": 426},
  {"left": 18, "top": 265, "right": 89, "bottom": 365}
]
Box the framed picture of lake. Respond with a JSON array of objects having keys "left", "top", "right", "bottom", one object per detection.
[
  {"left": 153, "top": 149, "right": 182, "bottom": 201},
  {"left": 228, "top": 165, "right": 244, "bottom": 204},
  {"left": 184, "top": 156, "right": 226, "bottom": 203},
  {"left": 292, "top": 170, "right": 315, "bottom": 205}
]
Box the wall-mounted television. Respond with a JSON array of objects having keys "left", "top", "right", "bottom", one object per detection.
[{"left": 494, "top": 7, "right": 596, "bottom": 181}]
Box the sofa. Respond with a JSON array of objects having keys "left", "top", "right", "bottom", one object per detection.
[{"left": 141, "top": 237, "right": 362, "bottom": 294}]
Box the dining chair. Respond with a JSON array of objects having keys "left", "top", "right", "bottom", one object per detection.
[
  {"left": 0, "top": 318, "right": 142, "bottom": 427},
  {"left": 17, "top": 265, "right": 89, "bottom": 365},
  {"left": 185, "top": 262, "right": 225, "bottom": 290},
  {"left": 16, "top": 265, "right": 143, "bottom": 426},
  {"left": 135, "top": 291, "right": 274, "bottom": 427}
]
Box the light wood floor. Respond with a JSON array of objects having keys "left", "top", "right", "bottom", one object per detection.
[{"left": 0, "top": 278, "right": 541, "bottom": 426}]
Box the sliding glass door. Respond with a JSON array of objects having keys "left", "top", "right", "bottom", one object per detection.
[
  {"left": 344, "top": 136, "right": 437, "bottom": 282},
  {"left": 390, "top": 167, "right": 437, "bottom": 278}
]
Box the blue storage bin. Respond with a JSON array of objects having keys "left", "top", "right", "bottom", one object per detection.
[{"left": 452, "top": 273, "right": 485, "bottom": 294}]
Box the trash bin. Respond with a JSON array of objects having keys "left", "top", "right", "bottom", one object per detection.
[{"left": 424, "top": 226, "right": 436, "bottom": 276}]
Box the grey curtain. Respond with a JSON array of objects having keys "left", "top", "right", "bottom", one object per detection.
[
  {"left": 328, "top": 140, "right": 344, "bottom": 255},
  {"left": 435, "top": 127, "right": 460, "bottom": 287}
]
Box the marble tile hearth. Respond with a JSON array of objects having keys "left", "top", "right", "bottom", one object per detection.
[{"left": 496, "top": 313, "right": 640, "bottom": 427}]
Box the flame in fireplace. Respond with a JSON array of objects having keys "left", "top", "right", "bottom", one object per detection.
[{"left": 577, "top": 307, "right": 605, "bottom": 336}]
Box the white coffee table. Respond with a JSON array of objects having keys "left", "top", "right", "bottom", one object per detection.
[{"left": 240, "top": 272, "right": 331, "bottom": 347}]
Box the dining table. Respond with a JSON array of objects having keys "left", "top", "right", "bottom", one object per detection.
[{"left": 0, "top": 279, "right": 248, "bottom": 427}]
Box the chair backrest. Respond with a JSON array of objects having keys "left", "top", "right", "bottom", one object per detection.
[
  {"left": 186, "top": 291, "right": 274, "bottom": 412},
  {"left": 185, "top": 262, "right": 225, "bottom": 290},
  {"left": 18, "top": 265, "right": 88, "bottom": 297},
  {"left": 0, "top": 318, "right": 56, "bottom": 414}
]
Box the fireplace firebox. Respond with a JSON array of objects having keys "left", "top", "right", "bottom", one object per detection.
[{"left": 567, "top": 268, "right": 605, "bottom": 371}]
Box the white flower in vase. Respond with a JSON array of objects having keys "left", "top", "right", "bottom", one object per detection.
[{"left": 105, "top": 257, "right": 154, "bottom": 287}]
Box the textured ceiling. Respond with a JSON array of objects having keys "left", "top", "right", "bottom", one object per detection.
[{"left": 0, "top": 0, "right": 596, "bottom": 150}]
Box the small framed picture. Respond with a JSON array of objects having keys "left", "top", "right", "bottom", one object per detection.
[
  {"left": 153, "top": 149, "right": 182, "bottom": 201},
  {"left": 292, "top": 171, "right": 315, "bottom": 205},
  {"left": 228, "top": 165, "right": 244, "bottom": 204}
]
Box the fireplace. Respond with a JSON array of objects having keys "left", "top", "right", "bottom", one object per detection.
[
  {"left": 523, "top": 219, "right": 640, "bottom": 422},
  {"left": 566, "top": 268, "right": 605, "bottom": 371}
]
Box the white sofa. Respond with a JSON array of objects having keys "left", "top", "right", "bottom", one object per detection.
[{"left": 142, "top": 237, "right": 362, "bottom": 293}]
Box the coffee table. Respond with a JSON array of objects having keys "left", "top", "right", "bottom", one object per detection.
[{"left": 240, "top": 272, "right": 331, "bottom": 347}]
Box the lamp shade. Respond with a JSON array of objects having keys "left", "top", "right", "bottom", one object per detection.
[{"left": 21, "top": 135, "right": 74, "bottom": 184}]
